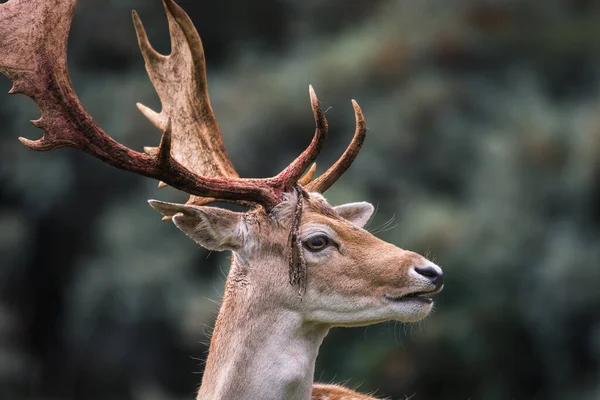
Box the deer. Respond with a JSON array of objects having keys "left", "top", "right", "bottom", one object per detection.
[{"left": 0, "top": 0, "right": 444, "bottom": 399}]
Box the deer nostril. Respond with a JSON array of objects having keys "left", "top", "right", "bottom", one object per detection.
[
  {"left": 415, "top": 266, "right": 439, "bottom": 278},
  {"left": 415, "top": 266, "right": 443, "bottom": 286}
]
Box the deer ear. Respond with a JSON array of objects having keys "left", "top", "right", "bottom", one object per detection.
[
  {"left": 333, "top": 202, "right": 374, "bottom": 228},
  {"left": 148, "top": 200, "right": 245, "bottom": 251}
]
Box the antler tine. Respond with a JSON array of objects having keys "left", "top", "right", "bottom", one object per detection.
[
  {"left": 298, "top": 163, "right": 317, "bottom": 186},
  {"left": 305, "top": 100, "right": 367, "bottom": 193},
  {"left": 131, "top": 10, "right": 164, "bottom": 66},
  {"left": 270, "top": 86, "right": 328, "bottom": 192}
]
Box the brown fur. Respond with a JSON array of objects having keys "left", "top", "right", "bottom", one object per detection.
[
  {"left": 312, "top": 383, "right": 381, "bottom": 400},
  {"left": 180, "top": 192, "right": 439, "bottom": 399}
]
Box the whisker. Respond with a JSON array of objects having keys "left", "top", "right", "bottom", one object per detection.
[
  {"left": 364, "top": 202, "right": 380, "bottom": 230},
  {"left": 378, "top": 223, "right": 398, "bottom": 233},
  {"left": 369, "top": 213, "right": 396, "bottom": 235}
]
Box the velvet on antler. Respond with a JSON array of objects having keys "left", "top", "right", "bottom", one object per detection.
[{"left": 0, "top": 0, "right": 366, "bottom": 212}]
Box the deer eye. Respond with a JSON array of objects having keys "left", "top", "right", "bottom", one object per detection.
[{"left": 303, "top": 235, "right": 330, "bottom": 252}]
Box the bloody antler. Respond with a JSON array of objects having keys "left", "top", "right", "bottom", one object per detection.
[{"left": 0, "top": 0, "right": 365, "bottom": 212}]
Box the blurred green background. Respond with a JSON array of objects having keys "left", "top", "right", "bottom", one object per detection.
[{"left": 1, "top": 0, "right": 600, "bottom": 399}]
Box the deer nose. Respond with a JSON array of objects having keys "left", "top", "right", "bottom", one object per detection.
[{"left": 414, "top": 265, "right": 444, "bottom": 287}]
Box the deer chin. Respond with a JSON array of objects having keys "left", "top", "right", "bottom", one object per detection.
[
  {"left": 382, "top": 287, "right": 443, "bottom": 322},
  {"left": 300, "top": 290, "right": 433, "bottom": 327},
  {"left": 384, "top": 297, "right": 434, "bottom": 322}
]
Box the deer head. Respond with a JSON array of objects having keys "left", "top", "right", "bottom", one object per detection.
[
  {"left": 149, "top": 191, "right": 442, "bottom": 327},
  {"left": 0, "top": 0, "right": 443, "bottom": 398}
]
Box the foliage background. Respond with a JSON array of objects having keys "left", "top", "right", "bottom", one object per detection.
[{"left": 1, "top": 0, "right": 600, "bottom": 399}]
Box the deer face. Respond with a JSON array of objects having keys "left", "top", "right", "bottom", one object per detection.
[
  {"left": 150, "top": 192, "right": 443, "bottom": 327},
  {"left": 294, "top": 195, "right": 443, "bottom": 326}
]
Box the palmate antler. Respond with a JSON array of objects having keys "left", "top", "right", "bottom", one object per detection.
[{"left": 0, "top": 0, "right": 367, "bottom": 212}]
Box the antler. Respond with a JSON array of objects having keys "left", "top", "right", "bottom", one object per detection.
[
  {"left": 0, "top": 0, "right": 364, "bottom": 212},
  {"left": 132, "top": 0, "right": 237, "bottom": 207},
  {"left": 305, "top": 100, "right": 367, "bottom": 193}
]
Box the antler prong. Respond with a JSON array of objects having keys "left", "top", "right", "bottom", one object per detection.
[
  {"left": 305, "top": 99, "right": 367, "bottom": 193},
  {"left": 18, "top": 136, "right": 43, "bottom": 150},
  {"left": 156, "top": 119, "right": 173, "bottom": 168},
  {"left": 19, "top": 117, "right": 74, "bottom": 151},
  {"left": 163, "top": 0, "right": 206, "bottom": 73},
  {"left": 298, "top": 163, "right": 317, "bottom": 186},
  {"left": 271, "top": 85, "right": 328, "bottom": 191},
  {"left": 137, "top": 102, "right": 167, "bottom": 131},
  {"left": 8, "top": 81, "right": 26, "bottom": 95},
  {"left": 145, "top": 141, "right": 168, "bottom": 188},
  {"left": 132, "top": 10, "right": 164, "bottom": 64},
  {"left": 143, "top": 146, "right": 158, "bottom": 156}
]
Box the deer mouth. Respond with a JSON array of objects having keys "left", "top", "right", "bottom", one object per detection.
[{"left": 384, "top": 287, "right": 443, "bottom": 304}]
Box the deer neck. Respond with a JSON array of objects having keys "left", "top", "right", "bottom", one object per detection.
[{"left": 197, "top": 255, "right": 329, "bottom": 400}]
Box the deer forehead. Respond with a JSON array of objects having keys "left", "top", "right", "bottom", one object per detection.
[
  {"left": 299, "top": 216, "right": 369, "bottom": 244},
  {"left": 267, "top": 193, "right": 371, "bottom": 238}
]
